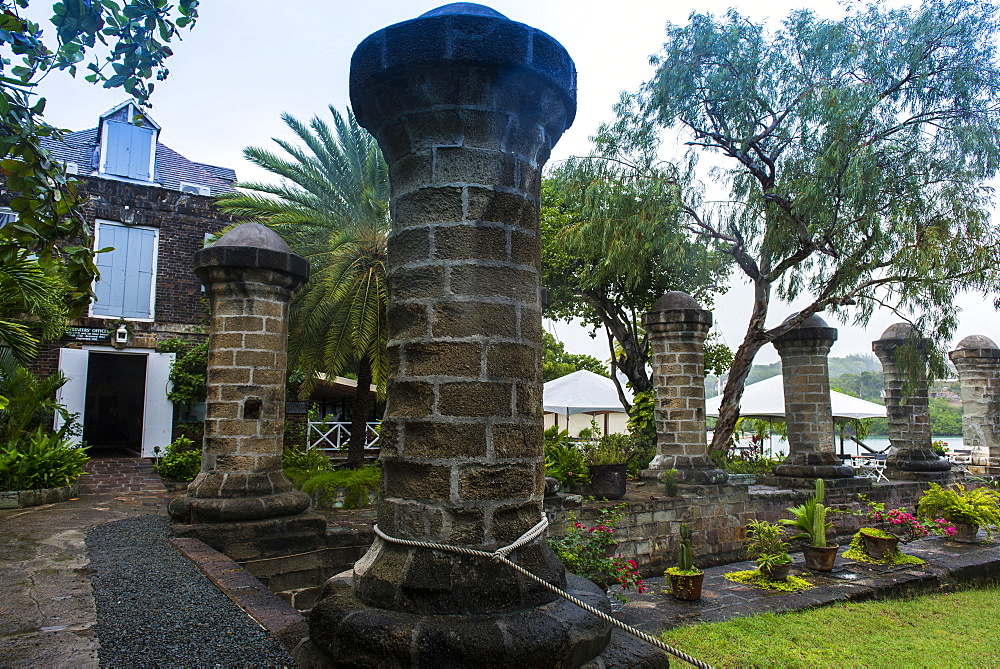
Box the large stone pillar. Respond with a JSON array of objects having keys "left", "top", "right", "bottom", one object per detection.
[
  {"left": 872, "top": 323, "right": 951, "bottom": 480},
  {"left": 643, "top": 291, "right": 727, "bottom": 484},
  {"left": 949, "top": 335, "right": 1000, "bottom": 473},
  {"left": 305, "top": 5, "right": 611, "bottom": 666},
  {"left": 772, "top": 314, "right": 854, "bottom": 479},
  {"left": 168, "top": 223, "right": 325, "bottom": 556}
]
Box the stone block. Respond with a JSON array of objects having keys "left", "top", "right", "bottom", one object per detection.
[
  {"left": 388, "top": 265, "right": 445, "bottom": 300},
  {"left": 384, "top": 381, "right": 435, "bottom": 417},
  {"left": 393, "top": 187, "right": 463, "bottom": 226},
  {"left": 388, "top": 302, "right": 428, "bottom": 339},
  {"left": 404, "top": 341, "right": 482, "bottom": 377},
  {"left": 465, "top": 187, "right": 531, "bottom": 226},
  {"left": 433, "top": 146, "right": 516, "bottom": 186},
  {"left": 492, "top": 423, "right": 543, "bottom": 459},
  {"left": 432, "top": 300, "right": 517, "bottom": 338},
  {"left": 382, "top": 460, "right": 453, "bottom": 499},
  {"left": 403, "top": 421, "right": 487, "bottom": 459},
  {"left": 486, "top": 342, "right": 537, "bottom": 380},
  {"left": 388, "top": 227, "right": 432, "bottom": 266},
  {"left": 438, "top": 381, "right": 512, "bottom": 417},
  {"left": 458, "top": 463, "right": 536, "bottom": 501},
  {"left": 434, "top": 223, "right": 507, "bottom": 261}
]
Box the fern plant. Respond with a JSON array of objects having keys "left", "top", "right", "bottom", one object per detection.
[
  {"left": 780, "top": 478, "right": 832, "bottom": 547},
  {"left": 917, "top": 483, "right": 1000, "bottom": 538}
]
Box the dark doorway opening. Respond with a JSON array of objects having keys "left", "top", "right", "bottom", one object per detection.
[{"left": 83, "top": 352, "right": 146, "bottom": 456}]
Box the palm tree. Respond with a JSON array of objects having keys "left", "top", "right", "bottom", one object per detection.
[{"left": 216, "top": 107, "right": 389, "bottom": 469}]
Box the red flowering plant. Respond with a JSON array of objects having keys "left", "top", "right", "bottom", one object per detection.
[
  {"left": 548, "top": 503, "right": 646, "bottom": 602},
  {"left": 856, "top": 496, "right": 956, "bottom": 543}
]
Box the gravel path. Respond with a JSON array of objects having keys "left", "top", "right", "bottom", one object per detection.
[{"left": 86, "top": 515, "right": 294, "bottom": 668}]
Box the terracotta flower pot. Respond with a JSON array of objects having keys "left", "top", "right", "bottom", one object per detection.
[
  {"left": 757, "top": 562, "right": 791, "bottom": 581},
  {"left": 668, "top": 571, "right": 704, "bottom": 601},
  {"left": 586, "top": 464, "right": 628, "bottom": 500},
  {"left": 803, "top": 544, "right": 839, "bottom": 572},
  {"left": 951, "top": 523, "right": 980, "bottom": 543},
  {"left": 860, "top": 530, "right": 899, "bottom": 560}
]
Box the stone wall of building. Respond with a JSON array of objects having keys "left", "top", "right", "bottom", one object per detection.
[{"left": 28, "top": 177, "right": 237, "bottom": 379}]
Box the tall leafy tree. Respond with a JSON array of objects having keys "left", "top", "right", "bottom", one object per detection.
[
  {"left": 542, "top": 162, "right": 731, "bottom": 408},
  {"left": 216, "top": 107, "right": 389, "bottom": 469},
  {"left": 603, "top": 0, "right": 1000, "bottom": 453}
]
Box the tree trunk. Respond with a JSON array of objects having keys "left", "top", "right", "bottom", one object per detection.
[
  {"left": 345, "top": 355, "right": 373, "bottom": 469},
  {"left": 709, "top": 275, "right": 772, "bottom": 456}
]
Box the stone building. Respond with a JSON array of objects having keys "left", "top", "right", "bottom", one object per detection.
[{"left": 25, "top": 100, "right": 238, "bottom": 457}]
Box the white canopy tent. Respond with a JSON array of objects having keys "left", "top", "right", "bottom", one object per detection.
[
  {"left": 704, "top": 375, "right": 887, "bottom": 420},
  {"left": 705, "top": 374, "right": 887, "bottom": 455},
  {"left": 543, "top": 370, "right": 632, "bottom": 435}
]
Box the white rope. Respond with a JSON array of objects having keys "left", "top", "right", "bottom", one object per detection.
[{"left": 372, "top": 519, "right": 714, "bottom": 669}]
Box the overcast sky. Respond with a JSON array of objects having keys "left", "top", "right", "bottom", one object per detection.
[{"left": 31, "top": 0, "right": 1000, "bottom": 365}]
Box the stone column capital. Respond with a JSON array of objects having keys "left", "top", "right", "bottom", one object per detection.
[
  {"left": 643, "top": 308, "right": 712, "bottom": 334},
  {"left": 949, "top": 334, "right": 1000, "bottom": 367},
  {"left": 772, "top": 313, "right": 837, "bottom": 352},
  {"left": 193, "top": 222, "right": 308, "bottom": 291},
  {"left": 871, "top": 322, "right": 929, "bottom": 361},
  {"left": 350, "top": 7, "right": 576, "bottom": 142}
]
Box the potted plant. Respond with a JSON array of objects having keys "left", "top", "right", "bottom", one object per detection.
[
  {"left": 581, "top": 433, "right": 639, "bottom": 500},
  {"left": 780, "top": 478, "right": 838, "bottom": 571},
  {"left": 917, "top": 483, "right": 1000, "bottom": 543},
  {"left": 548, "top": 504, "right": 647, "bottom": 602},
  {"left": 665, "top": 523, "right": 704, "bottom": 600},
  {"left": 745, "top": 519, "right": 792, "bottom": 580},
  {"left": 543, "top": 426, "right": 590, "bottom": 492},
  {"left": 854, "top": 496, "right": 956, "bottom": 559}
]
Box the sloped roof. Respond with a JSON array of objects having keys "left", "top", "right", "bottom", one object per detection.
[
  {"left": 543, "top": 370, "right": 632, "bottom": 415},
  {"left": 41, "top": 127, "right": 237, "bottom": 196}
]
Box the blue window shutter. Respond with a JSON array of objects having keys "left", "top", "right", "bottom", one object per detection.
[
  {"left": 121, "top": 227, "right": 155, "bottom": 319},
  {"left": 103, "top": 121, "right": 154, "bottom": 180},
  {"left": 92, "top": 223, "right": 155, "bottom": 319},
  {"left": 93, "top": 224, "right": 126, "bottom": 316}
]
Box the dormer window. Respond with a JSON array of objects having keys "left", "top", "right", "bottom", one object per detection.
[{"left": 98, "top": 101, "right": 159, "bottom": 182}]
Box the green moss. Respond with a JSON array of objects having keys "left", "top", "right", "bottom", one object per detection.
[
  {"left": 665, "top": 566, "right": 703, "bottom": 576},
  {"left": 724, "top": 569, "right": 814, "bottom": 592},
  {"left": 841, "top": 530, "right": 926, "bottom": 566}
]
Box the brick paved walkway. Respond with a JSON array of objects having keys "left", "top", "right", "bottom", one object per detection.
[{"left": 77, "top": 457, "right": 167, "bottom": 496}]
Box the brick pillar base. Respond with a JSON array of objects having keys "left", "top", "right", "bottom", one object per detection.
[
  {"left": 873, "top": 323, "right": 951, "bottom": 481},
  {"left": 168, "top": 223, "right": 327, "bottom": 559},
  {"left": 950, "top": 336, "right": 1000, "bottom": 474},
  {"left": 642, "top": 292, "right": 727, "bottom": 485},
  {"left": 300, "top": 6, "right": 624, "bottom": 667},
  {"left": 771, "top": 315, "right": 854, "bottom": 480}
]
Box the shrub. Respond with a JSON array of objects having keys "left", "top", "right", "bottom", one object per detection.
[
  {"left": 298, "top": 465, "right": 380, "bottom": 510},
  {"left": 0, "top": 427, "right": 90, "bottom": 490},
  {"left": 543, "top": 426, "right": 590, "bottom": 487},
  {"left": 154, "top": 435, "right": 201, "bottom": 482}
]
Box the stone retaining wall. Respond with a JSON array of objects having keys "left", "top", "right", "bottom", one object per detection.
[
  {"left": 543, "top": 478, "right": 959, "bottom": 576},
  {"left": 263, "top": 478, "right": 994, "bottom": 609}
]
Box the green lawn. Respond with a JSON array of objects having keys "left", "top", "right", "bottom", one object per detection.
[{"left": 661, "top": 586, "right": 1000, "bottom": 668}]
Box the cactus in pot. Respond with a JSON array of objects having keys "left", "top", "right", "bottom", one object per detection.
[
  {"left": 665, "top": 522, "right": 704, "bottom": 600},
  {"left": 781, "top": 478, "right": 838, "bottom": 571}
]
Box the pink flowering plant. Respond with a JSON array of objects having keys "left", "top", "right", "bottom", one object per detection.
[
  {"left": 856, "top": 495, "right": 956, "bottom": 543},
  {"left": 548, "top": 503, "right": 646, "bottom": 602}
]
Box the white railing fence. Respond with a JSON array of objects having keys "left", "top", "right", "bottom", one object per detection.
[{"left": 308, "top": 420, "right": 381, "bottom": 459}]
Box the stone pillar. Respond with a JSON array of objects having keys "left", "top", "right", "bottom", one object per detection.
[
  {"left": 772, "top": 314, "right": 854, "bottom": 479},
  {"left": 949, "top": 335, "right": 1000, "bottom": 473},
  {"left": 304, "top": 4, "right": 612, "bottom": 667},
  {"left": 168, "top": 223, "right": 324, "bottom": 555},
  {"left": 642, "top": 291, "right": 727, "bottom": 484},
  {"left": 872, "top": 323, "right": 951, "bottom": 480}
]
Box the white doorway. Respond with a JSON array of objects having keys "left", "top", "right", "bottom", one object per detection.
[{"left": 55, "top": 347, "right": 175, "bottom": 457}]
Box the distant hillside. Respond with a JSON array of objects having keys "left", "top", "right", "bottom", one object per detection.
[{"left": 744, "top": 353, "right": 880, "bottom": 386}]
